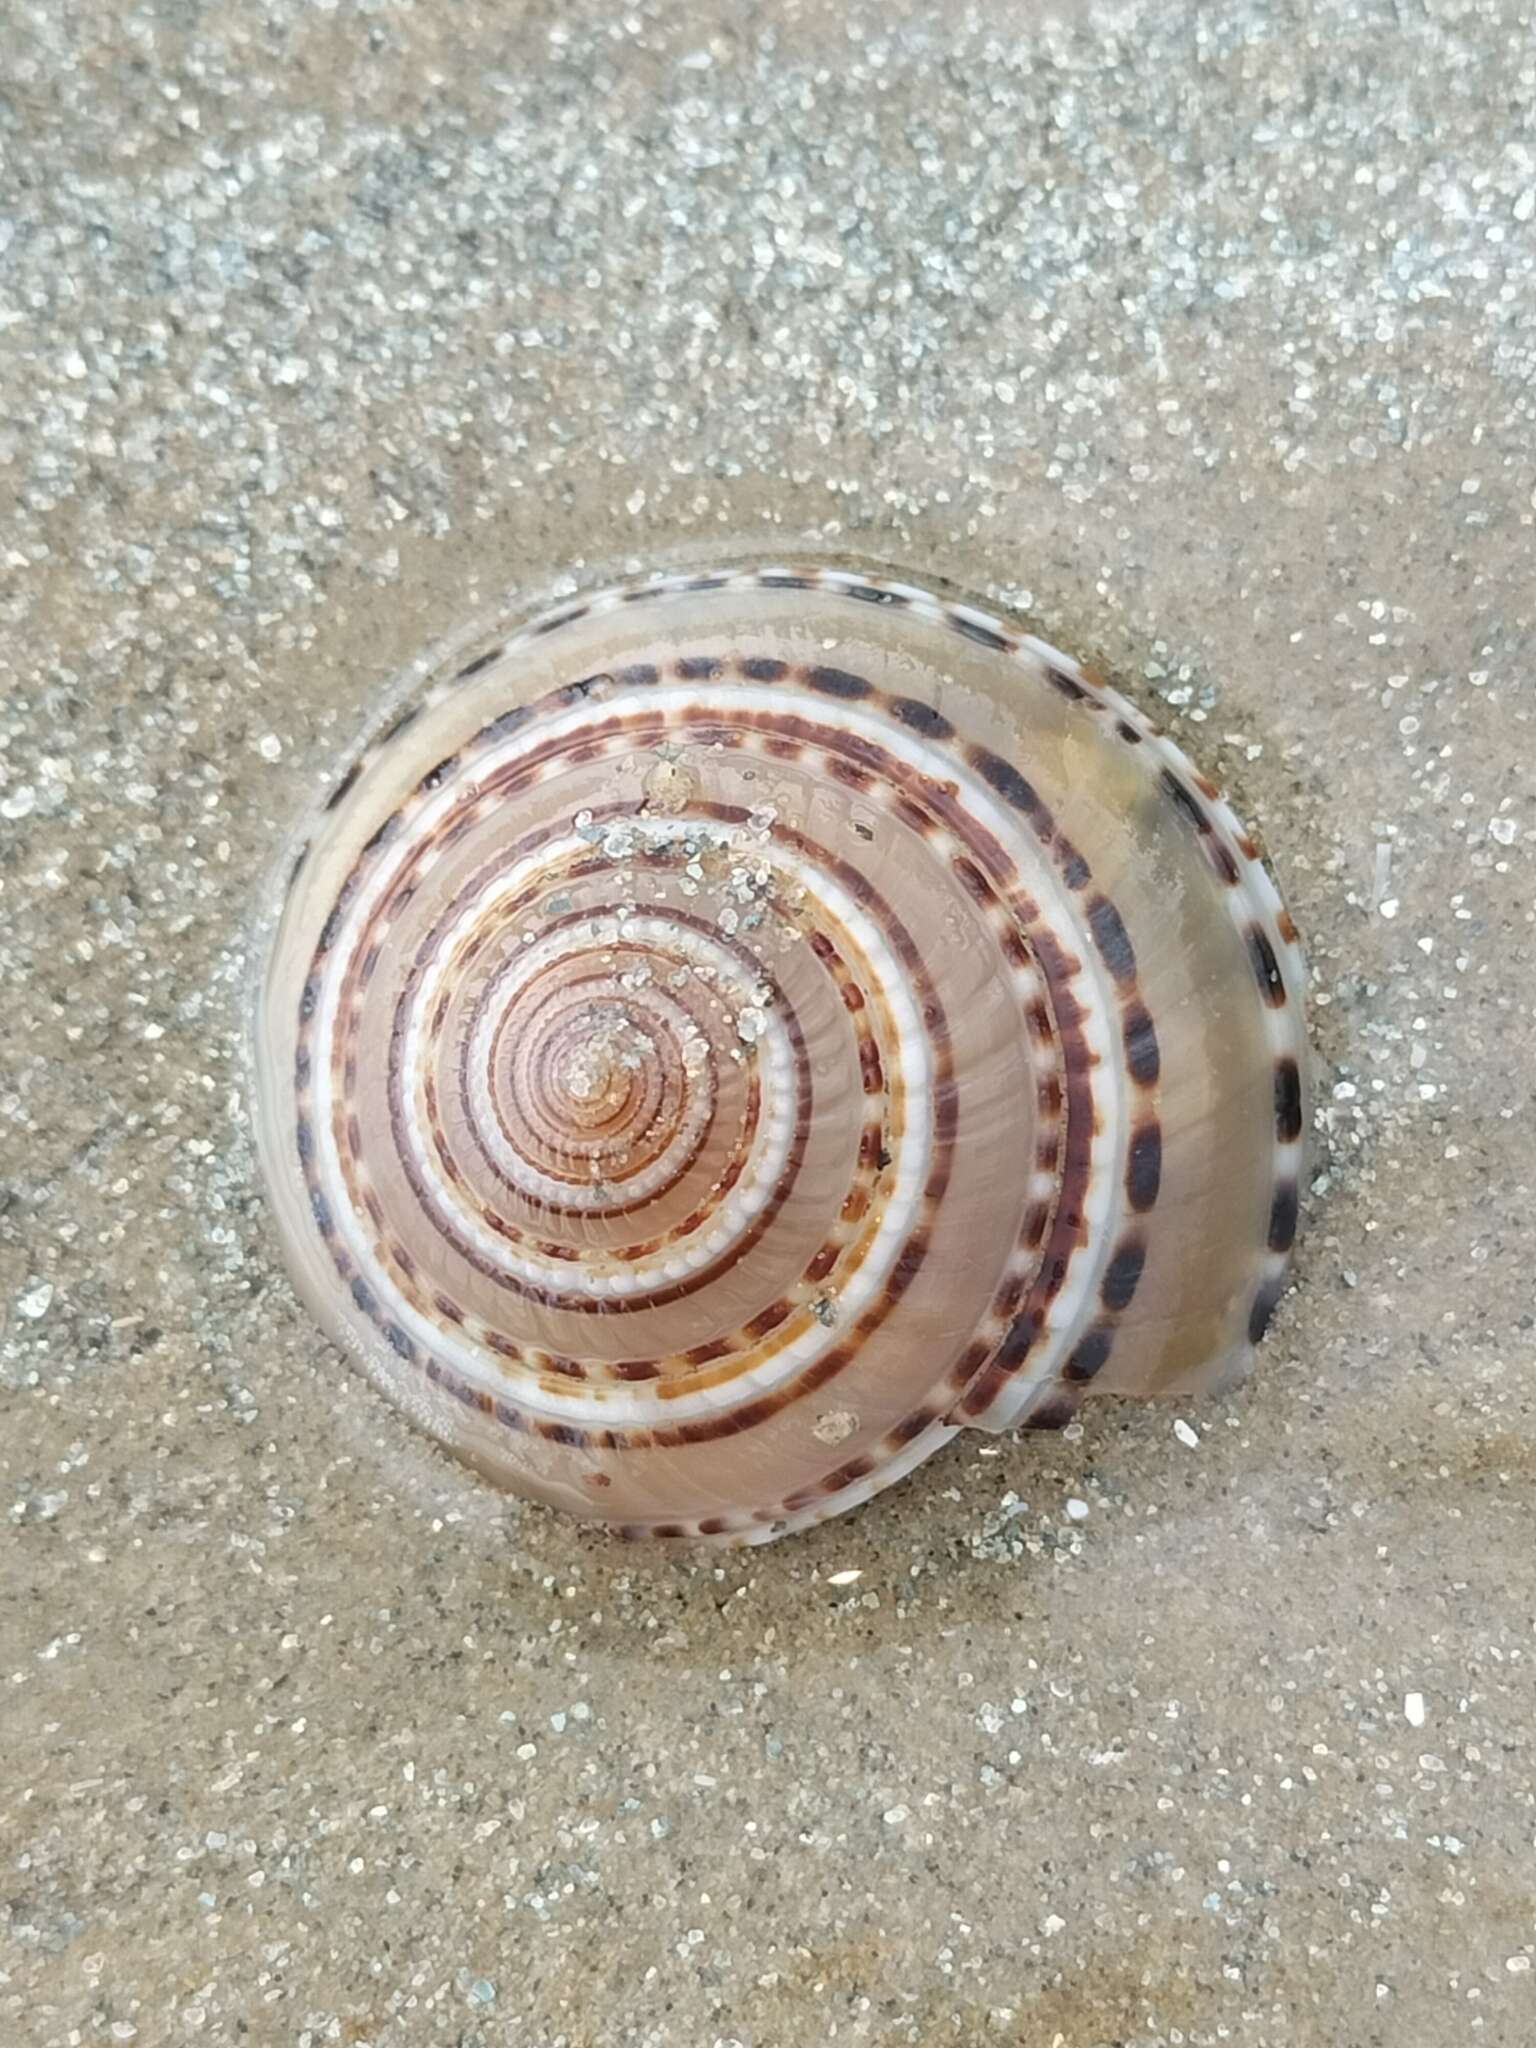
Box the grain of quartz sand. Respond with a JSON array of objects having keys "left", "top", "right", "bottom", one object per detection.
[{"left": 2, "top": 1, "right": 1534, "bottom": 2045}]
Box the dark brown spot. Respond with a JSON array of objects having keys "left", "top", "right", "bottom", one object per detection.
[
  {"left": 1247, "top": 924, "right": 1287, "bottom": 1006},
  {"left": 989, "top": 1273, "right": 1024, "bottom": 1320},
  {"left": 996, "top": 1309, "right": 1042, "bottom": 1370},
  {"left": 542, "top": 1422, "right": 588, "bottom": 1449},
  {"left": 559, "top": 673, "right": 611, "bottom": 704},
  {"left": 952, "top": 855, "right": 992, "bottom": 905},
  {"left": 1056, "top": 838, "right": 1090, "bottom": 889},
  {"left": 823, "top": 1455, "right": 876, "bottom": 1493},
  {"left": 323, "top": 761, "right": 362, "bottom": 812},
  {"left": 618, "top": 661, "right": 659, "bottom": 688},
  {"left": 1268, "top": 1180, "right": 1299, "bottom": 1253},
  {"left": 1122, "top": 1001, "right": 1160, "bottom": 1086},
  {"left": 676, "top": 655, "right": 722, "bottom": 680},
  {"left": 1046, "top": 665, "right": 1087, "bottom": 702},
  {"left": 744, "top": 1300, "right": 793, "bottom": 1339},
  {"left": 379, "top": 703, "right": 422, "bottom": 746},
  {"left": 739, "top": 655, "right": 787, "bottom": 681},
  {"left": 889, "top": 1229, "right": 930, "bottom": 1294},
  {"left": 533, "top": 605, "right": 587, "bottom": 635},
  {"left": 1209, "top": 839, "right": 1242, "bottom": 885},
  {"left": 1274, "top": 1057, "right": 1303, "bottom": 1143},
  {"left": 887, "top": 1405, "right": 940, "bottom": 1445},
  {"left": 1126, "top": 1121, "right": 1163, "bottom": 1212},
  {"left": 1087, "top": 894, "right": 1137, "bottom": 986},
  {"left": 890, "top": 696, "right": 953, "bottom": 738},
  {"left": 949, "top": 612, "right": 1010, "bottom": 652},
  {"left": 758, "top": 573, "right": 810, "bottom": 590},
  {"left": 806, "top": 664, "right": 872, "bottom": 700},
  {"left": 383, "top": 1322, "right": 417, "bottom": 1361},
  {"left": 455, "top": 647, "right": 502, "bottom": 680},
  {"left": 484, "top": 705, "right": 533, "bottom": 744},
  {"left": 1116, "top": 720, "right": 1143, "bottom": 744},
  {"left": 971, "top": 747, "right": 1041, "bottom": 816},
  {"left": 948, "top": 1338, "right": 992, "bottom": 1390},
  {"left": 1025, "top": 1395, "right": 1078, "bottom": 1431},
  {"left": 844, "top": 582, "right": 904, "bottom": 607},
  {"left": 1162, "top": 769, "right": 1210, "bottom": 833},
  {"left": 1101, "top": 1239, "right": 1146, "bottom": 1312},
  {"left": 1064, "top": 1327, "right": 1113, "bottom": 1381},
  {"left": 1277, "top": 908, "right": 1299, "bottom": 944},
  {"left": 1040, "top": 1249, "right": 1071, "bottom": 1299},
  {"left": 1248, "top": 1277, "right": 1286, "bottom": 1344}
]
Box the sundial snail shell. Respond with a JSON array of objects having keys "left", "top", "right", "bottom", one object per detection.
[{"left": 251, "top": 560, "right": 1308, "bottom": 1543}]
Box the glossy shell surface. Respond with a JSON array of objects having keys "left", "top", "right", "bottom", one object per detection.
[{"left": 252, "top": 562, "right": 1308, "bottom": 1541}]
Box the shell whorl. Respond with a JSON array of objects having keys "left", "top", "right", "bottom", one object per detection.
[{"left": 253, "top": 562, "right": 1308, "bottom": 1542}]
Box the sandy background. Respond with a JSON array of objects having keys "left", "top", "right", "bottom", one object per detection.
[{"left": 3, "top": 1, "right": 1534, "bottom": 2043}]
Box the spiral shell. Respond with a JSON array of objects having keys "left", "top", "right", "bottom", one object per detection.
[{"left": 252, "top": 561, "right": 1307, "bottom": 1542}]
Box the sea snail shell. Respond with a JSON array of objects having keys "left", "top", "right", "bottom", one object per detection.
[{"left": 252, "top": 561, "right": 1308, "bottom": 1543}]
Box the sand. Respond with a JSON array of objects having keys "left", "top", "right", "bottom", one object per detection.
[{"left": 3, "top": 2, "right": 1534, "bottom": 2043}]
